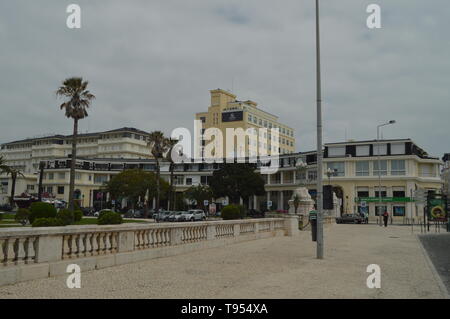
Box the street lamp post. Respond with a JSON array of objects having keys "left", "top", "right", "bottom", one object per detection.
[
  {"left": 376, "top": 120, "right": 396, "bottom": 226},
  {"left": 315, "top": 0, "right": 324, "bottom": 259}
]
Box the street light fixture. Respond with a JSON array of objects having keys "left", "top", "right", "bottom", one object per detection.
[{"left": 376, "top": 120, "right": 396, "bottom": 225}]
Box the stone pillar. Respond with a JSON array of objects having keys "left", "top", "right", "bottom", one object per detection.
[
  {"left": 152, "top": 197, "right": 156, "bottom": 210},
  {"left": 206, "top": 224, "right": 216, "bottom": 240},
  {"left": 170, "top": 228, "right": 182, "bottom": 246},
  {"left": 253, "top": 196, "right": 257, "bottom": 210},
  {"left": 118, "top": 231, "right": 135, "bottom": 253},
  {"left": 35, "top": 235, "right": 63, "bottom": 263},
  {"left": 233, "top": 224, "right": 240, "bottom": 237},
  {"left": 284, "top": 215, "right": 299, "bottom": 236}
]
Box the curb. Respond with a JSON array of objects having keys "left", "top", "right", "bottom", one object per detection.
[{"left": 416, "top": 234, "right": 450, "bottom": 299}]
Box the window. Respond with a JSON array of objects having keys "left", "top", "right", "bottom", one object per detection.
[
  {"left": 58, "top": 172, "right": 65, "bottom": 179},
  {"left": 186, "top": 178, "right": 193, "bottom": 185},
  {"left": 356, "top": 161, "right": 369, "bottom": 176},
  {"left": 374, "top": 187, "right": 387, "bottom": 198},
  {"left": 391, "top": 160, "right": 405, "bottom": 175},
  {"left": 75, "top": 173, "right": 82, "bottom": 180},
  {"left": 393, "top": 206, "right": 405, "bottom": 216},
  {"left": 392, "top": 187, "right": 405, "bottom": 197},
  {"left": 27, "top": 185, "right": 35, "bottom": 191},
  {"left": 58, "top": 186, "right": 65, "bottom": 195},
  {"left": 48, "top": 173, "right": 54, "bottom": 180},
  {"left": 200, "top": 117, "right": 206, "bottom": 123},
  {"left": 201, "top": 176, "right": 209, "bottom": 185},
  {"left": 307, "top": 170, "right": 317, "bottom": 181},
  {"left": 373, "top": 143, "right": 387, "bottom": 155},
  {"left": 327, "top": 162, "right": 345, "bottom": 176},
  {"left": 248, "top": 114, "right": 252, "bottom": 122},
  {"left": 391, "top": 143, "right": 405, "bottom": 155},
  {"left": 175, "top": 176, "right": 184, "bottom": 185},
  {"left": 356, "top": 145, "right": 370, "bottom": 156},
  {"left": 46, "top": 186, "right": 53, "bottom": 194},
  {"left": 373, "top": 160, "right": 387, "bottom": 176},
  {"left": 328, "top": 146, "right": 345, "bottom": 157},
  {"left": 357, "top": 187, "right": 369, "bottom": 198}
]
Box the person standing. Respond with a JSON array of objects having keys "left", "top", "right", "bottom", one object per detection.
[{"left": 383, "top": 211, "right": 389, "bottom": 227}]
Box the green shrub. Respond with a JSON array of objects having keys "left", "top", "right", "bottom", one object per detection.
[
  {"left": 73, "top": 210, "right": 83, "bottom": 222},
  {"left": 29, "top": 202, "right": 57, "bottom": 223},
  {"left": 221, "top": 205, "right": 243, "bottom": 220},
  {"left": 15, "top": 208, "right": 30, "bottom": 225},
  {"left": 57, "top": 209, "right": 74, "bottom": 226},
  {"left": 32, "top": 217, "right": 65, "bottom": 227},
  {"left": 97, "top": 211, "right": 123, "bottom": 225}
]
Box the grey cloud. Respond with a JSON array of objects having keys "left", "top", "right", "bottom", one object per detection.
[{"left": 0, "top": 0, "right": 449, "bottom": 157}]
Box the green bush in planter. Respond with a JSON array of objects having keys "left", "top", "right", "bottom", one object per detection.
[
  {"left": 221, "top": 205, "right": 242, "bottom": 220},
  {"left": 57, "top": 209, "right": 74, "bottom": 226},
  {"left": 32, "top": 217, "right": 65, "bottom": 227},
  {"left": 73, "top": 210, "right": 83, "bottom": 222},
  {"left": 29, "top": 202, "right": 57, "bottom": 223},
  {"left": 98, "top": 211, "right": 123, "bottom": 225}
]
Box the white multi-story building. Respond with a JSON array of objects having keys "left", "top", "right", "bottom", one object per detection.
[{"left": 0, "top": 127, "right": 153, "bottom": 204}]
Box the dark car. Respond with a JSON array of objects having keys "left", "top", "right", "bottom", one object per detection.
[
  {"left": 336, "top": 214, "right": 364, "bottom": 224},
  {"left": 247, "top": 209, "right": 265, "bottom": 218}
]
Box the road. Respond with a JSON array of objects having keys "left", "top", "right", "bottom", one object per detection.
[{"left": 419, "top": 233, "right": 450, "bottom": 295}]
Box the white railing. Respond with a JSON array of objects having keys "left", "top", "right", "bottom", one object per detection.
[{"left": 0, "top": 217, "right": 299, "bottom": 286}]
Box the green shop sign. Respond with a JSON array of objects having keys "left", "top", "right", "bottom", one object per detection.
[{"left": 355, "top": 197, "right": 414, "bottom": 203}]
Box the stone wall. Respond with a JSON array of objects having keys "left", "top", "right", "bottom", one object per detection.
[{"left": 0, "top": 217, "right": 299, "bottom": 287}]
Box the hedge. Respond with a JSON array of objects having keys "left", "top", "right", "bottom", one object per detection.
[{"left": 29, "top": 202, "right": 57, "bottom": 223}]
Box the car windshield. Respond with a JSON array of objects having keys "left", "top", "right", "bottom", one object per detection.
[{"left": 181, "top": 212, "right": 190, "bottom": 214}]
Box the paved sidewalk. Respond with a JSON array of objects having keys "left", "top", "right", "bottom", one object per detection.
[{"left": 0, "top": 224, "right": 446, "bottom": 299}]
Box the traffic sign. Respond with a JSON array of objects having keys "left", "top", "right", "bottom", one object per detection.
[
  {"left": 222, "top": 199, "right": 228, "bottom": 206},
  {"left": 361, "top": 201, "right": 367, "bottom": 208},
  {"left": 203, "top": 200, "right": 209, "bottom": 206},
  {"left": 267, "top": 200, "right": 272, "bottom": 208}
]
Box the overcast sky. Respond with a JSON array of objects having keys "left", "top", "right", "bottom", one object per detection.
[{"left": 0, "top": 0, "right": 449, "bottom": 157}]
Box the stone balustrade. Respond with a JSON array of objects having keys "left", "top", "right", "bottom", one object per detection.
[{"left": 0, "top": 217, "right": 298, "bottom": 287}]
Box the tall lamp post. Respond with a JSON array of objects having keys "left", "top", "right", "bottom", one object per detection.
[
  {"left": 376, "top": 120, "right": 396, "bottom": 225},
  {"left": 315, "top": 0, "right": 324, "bottom": 259}
]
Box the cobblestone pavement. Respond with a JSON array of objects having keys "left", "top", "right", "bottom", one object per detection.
[{"left": 0, "top": 224, "right": 447, "bottom": 299}]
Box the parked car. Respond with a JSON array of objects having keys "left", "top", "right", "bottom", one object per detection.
[
  {"left": 168, "top": 211, "right": 184, "bottom": 222},
  {"left": 181, "top": 209, "right": 206, "bottom": 222},
  {"left": 336, "top": 214, "right": 364, "bottom": 224},
  {"left": 154, "top": 210, "right": 172, "bottom": 222},
  {"left": 247, "top": 209, "right": 265, "bottom": 218}
]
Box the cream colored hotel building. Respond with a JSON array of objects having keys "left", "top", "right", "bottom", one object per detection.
[{"left": 195, "top": 89, "right": 295, "bottom": 158}]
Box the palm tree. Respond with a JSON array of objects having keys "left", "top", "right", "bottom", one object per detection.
[
  {"left": 56, "top": 77, "right": 95, "bottom": 210},
  {"left": 5, "top": 168, "right": 24, "bottom": 207},
  {"left": 147, "top": 131, "right": 171, "bottom": 214},
  {"left": 0, "top": 156, "right": 9, "bottom": 175},
  {"left": 165, "top": 138, "right": 180, "bottom": 211}
]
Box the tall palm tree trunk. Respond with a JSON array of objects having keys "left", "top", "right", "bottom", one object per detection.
[
  {"left": 169, "top": 163, "right": 175, "bottom": 210},
  {"left": 155, "top": 158, "right": 160, "bottom": 213},
  {"left": 10, "top": 173, "right": 17, "bottom": 207},
  {"left": 69, "top": 118, "right": 78, "bottom": 211}
]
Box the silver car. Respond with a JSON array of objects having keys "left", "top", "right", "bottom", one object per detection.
[{"left": 181, "top": 209, "right": 206, "bottom": 222}]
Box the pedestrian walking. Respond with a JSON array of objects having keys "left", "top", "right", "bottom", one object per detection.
[{"left": 383, "top": 211, "right": 389, "bottom": 227}]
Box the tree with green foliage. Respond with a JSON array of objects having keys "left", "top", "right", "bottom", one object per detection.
[
  {"left": 56, "top": 77, "right": 95, "bottom": 211},
  {"left": 103, "top": 169, "right": 169, "bottom": 210},
  {"left": 209, "top": 163, "right": 266, "bottom": 206},
  {"left": 185, "top": 185, "right": 213, "bottom": 212}
]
